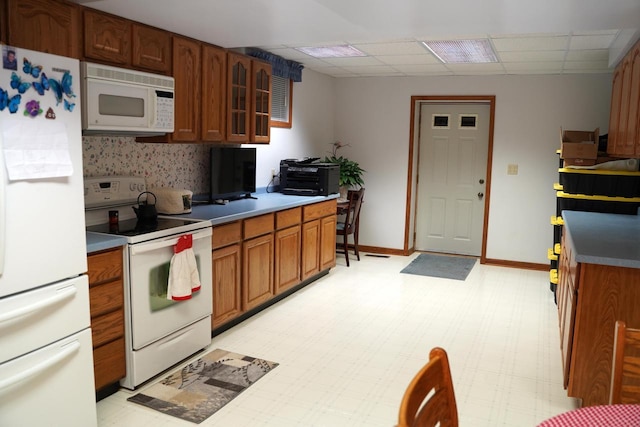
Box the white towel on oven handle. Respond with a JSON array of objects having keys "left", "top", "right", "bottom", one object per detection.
[{"left": 167, "top": 236, "right": 201, "bottom": 301}]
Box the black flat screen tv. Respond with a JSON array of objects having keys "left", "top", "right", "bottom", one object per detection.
[{"left": 210, "top": 147, "right": 256, "bottom": 202}]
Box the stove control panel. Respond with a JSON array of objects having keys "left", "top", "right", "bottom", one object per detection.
[{"left": 84, "top": 176, "right": 146, "bottom": 209}]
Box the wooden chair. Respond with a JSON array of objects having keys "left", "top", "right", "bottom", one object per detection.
[
  {"left": 610, "top": 320, "right": 640, "bottom": 404},
  {"left": 336, "top": 187, "right": 364, "bottom": 267},
  {"left": 398, "top": 347, "right": 458, "bottom": 427}
]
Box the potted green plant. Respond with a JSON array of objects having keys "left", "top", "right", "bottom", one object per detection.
[{"left": 323, "top": 141, "right": 365, "bottom": 199}]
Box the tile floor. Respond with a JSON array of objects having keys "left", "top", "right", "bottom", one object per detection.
[{"left": 96, "top": 253, "right": 579, "bottom": 426}]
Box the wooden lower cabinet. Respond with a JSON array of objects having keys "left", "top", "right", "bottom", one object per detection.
[
  {"left": 87, "top": 247, "right": 126, "bottom": 391},
  {"left": 320, "top": 214, "right": 337, "bottom": 271},
  {"left": 275, "top": 225, "right": 302, "bottom": 294},
  {"left": 211, "top": 221, "right": 242, "bottom": 328},
  {"left": 558, "top": 225, "right": 640, "bottom": 406},
  {"left": 212, "top": 243, "right": 242, "bottom": 328},
  {"left": 302, "top": 199, "right": 337, "bottom": 280},
  {"left": 211, "top": 201, "right": 336, "bottom": 330},
  {"left": 243, "top": 233, "right": 274, "bottom": 310},
  {"left": 301, "top": 219, "right": 321, "bottom": 280}
]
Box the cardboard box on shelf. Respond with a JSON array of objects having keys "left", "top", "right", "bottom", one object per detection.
[
  {"left": 563, "top": 158, "right": 597, "bottom": 167},
  {"left": 560, "top": 127, "right": 599, "bottom": 160}
]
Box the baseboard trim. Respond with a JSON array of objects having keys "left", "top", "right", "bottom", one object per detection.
[
  {"left": 483, "top": 258, "right": 548, "bottom": 271},
  {"left": 357, "top": 245, "right": 407, "bottom": 256},
  {"left": 357, "top": 246, "right": 549, "bottom": 271}
]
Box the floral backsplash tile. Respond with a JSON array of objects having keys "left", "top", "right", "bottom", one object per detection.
[{"left": 83, "top": 136, "right": 210, "bottom": 194}]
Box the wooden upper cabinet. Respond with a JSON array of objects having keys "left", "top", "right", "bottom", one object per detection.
[
  {"left": 201, "top": 44, "right": 227, "bottom": 141},
  {"left": 627, "top": 45, "right": 640, "bottom": 156},
  {"left": 132, "top": 24, "right": 171, "bottom": 74},
  {"left": 608, "top": 40, "right": 640, "bottom": 157},
  {"left": 83, "top": 9, "right": 131, "bottom": 64},
  {"left": 7, "top": 0, "right": 80, "bottom": 58},
  {"left": 608, "top": 62, "right": 625, "bottom": 155},
  {"left": 226, "top": 52, "right": 252, "bottom": 143},
  {"left": 172, "top": 35, "right": 201, "bottom": 141},
  {"left": 251, "top": 60, "right": 271, "bottom": 144}
]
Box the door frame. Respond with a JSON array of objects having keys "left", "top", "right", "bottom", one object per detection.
[{"left": 404, "top": 95, "right": 496, "bottom": 264}]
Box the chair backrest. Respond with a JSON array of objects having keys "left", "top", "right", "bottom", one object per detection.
[
  {"left": 398, "top": 347, "right": 458, "bottom": 427},
  {"left": 610, "top": 320, "right": 640, "bottom": 404},
  {"left": 343, "top": 188, "right": 365, "bottom": 233}
]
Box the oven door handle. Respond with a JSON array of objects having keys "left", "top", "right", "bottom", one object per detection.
[{"left": 129, "top": 228, "right": 212, "bottom": 255}]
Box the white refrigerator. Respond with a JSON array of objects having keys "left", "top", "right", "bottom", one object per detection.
[{"left": 0, "top": 45, "right": 97, "bottom": 426}]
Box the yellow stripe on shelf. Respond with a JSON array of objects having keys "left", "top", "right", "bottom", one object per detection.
[
  {"left": 548, "top": 248, "right": 558, "bottom": 261},
  {"left": 558, "top": 168, "right": 640, "bottom": 176},
  {"left": 550, "top": 269, "right": 558, "bottom": 284},
  {"left": 554, "top": 243, "right": 561, "bottom": 254},
  {"left": 556, "top": 191, "right": 640, "bottom": 202},
  {"left": 554, "top": 183, "right": 564, "bottom": 191},
  {"left": 550, "top": 216, "right": 564, "bottom": 226}
]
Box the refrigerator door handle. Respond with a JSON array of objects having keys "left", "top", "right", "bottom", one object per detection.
[
  {"left": 0, "top": 285, "right": 77, "bottom": 324},
  {"left": 0, "top": 340, "right": 80, "bottom": 392}
]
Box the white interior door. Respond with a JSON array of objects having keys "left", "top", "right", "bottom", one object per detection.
[{"left": 415, "top": 103, "right": 489, "bottom": 255}]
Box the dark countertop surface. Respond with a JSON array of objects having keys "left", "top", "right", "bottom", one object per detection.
[
  {"left": 563, "top": 210, "right": 640, "bottom": 268},
  {"left": 86, "top": 191, "right": 338, "bottom": 253}
]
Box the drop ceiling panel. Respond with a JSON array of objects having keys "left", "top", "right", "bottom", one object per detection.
[
  {"left": 492, "top": 36, "right": 569, "bottom": 51},
  {"left": 70, "top": 0, "right": 639, "bottom": 77}
]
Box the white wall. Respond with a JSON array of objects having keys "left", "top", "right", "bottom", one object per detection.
[
  {"left": 252, "top": 69, "right": 336, "bottom": 188},
  {"left": 83, "top": 69, "right": 613, "bottom": 265},
  {"left": 331, "top": 74, "right": 612, "bottom": 264}
]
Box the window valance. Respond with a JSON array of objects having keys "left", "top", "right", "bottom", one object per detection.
[{"left": 245, "top": 48, "right": 304, "bottom": 82}]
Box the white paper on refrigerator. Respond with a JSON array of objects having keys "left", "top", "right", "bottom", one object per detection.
[{"left": 2, "top": 118, "right": 73, "bottom": 181}]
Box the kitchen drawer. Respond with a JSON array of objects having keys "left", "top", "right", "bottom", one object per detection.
[
  {"left": 88, "top": 248, "right": 123, "bottom": 285},
  {"left": 303, "top": 199, "right": 337, "bottom": 222},
  {"left": 91, "top": 309, "right": 124, "bottom": 348},
  {"left": 276, "top": 207, "right": 301, "bottom": 229},
  {"left": 93, "top": 337, "right": 126, "bottom": 390},
  {"left": 89, "top": 281, "right": 123, "bottom": 318},
  {"left": 243, "top": 213, "right": 274, "bottom": 239},
  {"left": 212, "top": 221, "right": 242, "bottom": 249}
]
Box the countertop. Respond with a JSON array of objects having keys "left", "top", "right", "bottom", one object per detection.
[
  {"left": 563, "top": 210, "right": 640, "bottom": 268},
  {"left": 86, "top": 191, "right": 338, "bottom": 253},
  {"left": 183, "top": 191, "right": 337, "bottom": 225},
  {"left": 86, "top": 231, "right": 128, "bottom": 254}
]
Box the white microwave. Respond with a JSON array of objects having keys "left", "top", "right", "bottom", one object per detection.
[{"left": 80, "top": 62, "right": 174, "bottom": 136}]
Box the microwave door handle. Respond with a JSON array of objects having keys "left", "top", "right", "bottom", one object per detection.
[
  {"left": 149, "top": 89, "right": 156, "bottom": 128},
  {"left": 130, "top": 228, "right": 211, "bottom": 256}
]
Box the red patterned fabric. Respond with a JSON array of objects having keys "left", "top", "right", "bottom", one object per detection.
[{"left": 538, "top": 404, "right": 640, "bottom": 427}]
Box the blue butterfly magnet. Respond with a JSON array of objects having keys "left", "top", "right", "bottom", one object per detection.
[
  {"left": 10, "top": 72, "right": 30, "bottom": 94},
  {"left": 23, "top": 58, "right": 42, "bottom": 78},
  {"left": 0, "top": 88, "right": 21, "bottom": 114},
  {"left": 48, "top": 71, "right": 75, "bottom": 105},
  {"left": 32, "top": 72, "right": 49, "bottom": 96},
  {"left": 64, "top": 99, "right": 75, "bottom": 112}
]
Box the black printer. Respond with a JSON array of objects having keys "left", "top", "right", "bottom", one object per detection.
[{"left": 280, "top": 159, "right": 340, "bottom": 196}]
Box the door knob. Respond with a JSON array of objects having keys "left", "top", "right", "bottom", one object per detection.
[
  {"left": 479, "top": 179, "right": 485, "bottom": 184},
  {"left": 478, "top": 192, "right": 484, "bottom": 199}
]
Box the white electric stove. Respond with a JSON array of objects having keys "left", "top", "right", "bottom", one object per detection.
[{"left": 85, "top": 176, "right": 213, "bottom": 389}]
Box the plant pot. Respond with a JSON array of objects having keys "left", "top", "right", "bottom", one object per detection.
[{"left": 339, "top": 185, "right": 349, "bottom": 201}]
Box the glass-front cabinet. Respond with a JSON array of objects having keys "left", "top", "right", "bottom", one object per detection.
[
  {"left": 252, "top": 60, "right": 271, "bottom": 143},
  {"left": 227, "top": 52, "right": 251, "bottom": 143}
]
